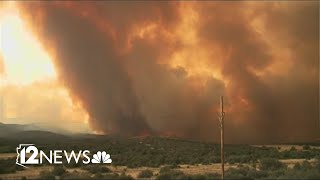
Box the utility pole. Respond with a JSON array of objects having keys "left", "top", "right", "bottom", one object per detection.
[{"left": 219, "top": 96, "right": 225, "bottom": 180}]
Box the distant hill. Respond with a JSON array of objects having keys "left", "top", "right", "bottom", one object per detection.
[
  {"left": 0, "top": 123, "right": 72, "bottom": 143},
  {"left": 0, "top": 122, "right": 319, "bottom": 145},
  {"left": 0, "top": 122, "right": 42, "bottom": 137},
  {"left": 6, "top": 130, "right": 70, "bottom": 143}
]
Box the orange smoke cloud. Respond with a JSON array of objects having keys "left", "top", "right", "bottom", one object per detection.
[{"left": 16, "top": 1, "right": 319, "bottom": 143}]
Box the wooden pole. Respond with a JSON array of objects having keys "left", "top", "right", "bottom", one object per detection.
[{"left": 219, "top": 96, "right": 225, "bottom": 180}]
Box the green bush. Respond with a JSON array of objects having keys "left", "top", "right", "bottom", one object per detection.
[{"left": 138, "top": 169, "right": 153, "bottom": 178}]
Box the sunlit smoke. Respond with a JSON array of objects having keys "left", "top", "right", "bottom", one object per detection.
[{"left": 0, "top": 2, "right": 90, "bottom": 133}]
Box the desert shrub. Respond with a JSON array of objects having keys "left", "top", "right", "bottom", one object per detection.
[
  {"left": 0, "top": 158, "right": 24, "bottom": 174},
  {"left": 0, "top": 146, "right": 14, "bottom": 153},
  {"left": 281, "top": 149, "right": 299, "bottom": 159},
  {"left": 280, "top": 167, "right": 320, "bottom": 179},
  {"left": 185, "top": 173, "right": 220, "bottom": 180},
  {"left": 268, "top": 161, "right": 320, "bottom": 179},
  {"left": 226, "top": 155, "right": 253, "bottom": 164},
  {"left": 225, "top": 166, "right": 251, "bottom": 179},
  {"left": 226, "top": 165, "right": 268, "bottom": 179},
  {"left": 247, "top": 169, "right": 268, "bottom": 179},
  {"left": 293, "top": 161, "right": 313, "bottom": 171},
  {"left": 61, "top": 171, "right": 91, "bottom": 179},
  {"left": 303, "top": 145, "right": 311, "bottom": 150},
  {"left": 93, "top": 172, "right": 104, "bottom": 179},
  {"left": 293, "top": 162, "right": 301, "bottom": 170},
  {"left": 159, "top": 165, "right": 172, "bottom": 174},
  {"left": 290, "top": 146, "right": 297, "bottom": 151},
  {"left": 157, "top": 166, "right": 187, "bottom": 180},
  {"left": 186, "top": 174, "right": 207, "bottom": 180},
  {"left": 290, "top": 159, "right": 320, "bottom": 179},
  {"left": 300, "top": 161, "right": 312, "bottom": 170},
  {"left": 138, "top": 169, "right": 153, "bottom": 178},
  {"left": 118, "top": 173, "right": 134, "bottom": 180},
  {"left": 169, "top": 163, "right": 180, "bottom": 169},
  {"left": 82, "top": 165, "right": 111, "bottom": 174},
  {"left": 39, "top": 170, "right": 55, "bottom": 180},
  {"left": 0, "top": 165, "right": 15, "bottom": 174},
  {"left": 52, "top": 165, "right": 66, "bottom": 176},
  {"left": 156, "top": 170, "right": 186, "bottom": 180},
  {"left": 315, "top": 158, "right": 320, "bottom": 170},
  {"left": 259, "top": 158, "right": 286, "bottom": 171},
  {"left": 225, "top": 168, "right": 251, "bottom": 179},
  {"left": 101, "top": 173, "right": 133, "bottom": 180},
  {"left": 268, "top": 168, "right": 286, "bottom": 178},
  {"left": 203, "top": 173, "right": 220, "bottom": 179},
  {"left": 211, "top": 157, "right": 221, "bottom": 163}
]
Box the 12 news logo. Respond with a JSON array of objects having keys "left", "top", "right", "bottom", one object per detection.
[{"left": 16, "top": 144, "right": 112, "bottom": 168}]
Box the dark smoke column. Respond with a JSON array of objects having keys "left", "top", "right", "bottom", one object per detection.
[{"left": 19, "top": 3, "right": 150, "bottom": 136}]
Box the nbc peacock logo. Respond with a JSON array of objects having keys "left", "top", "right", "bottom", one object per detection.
[{"left": 91, "top": 151, "right": 112, "bottom": 164}]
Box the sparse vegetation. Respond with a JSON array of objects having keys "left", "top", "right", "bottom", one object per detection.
[
  {"left": 0, "top": 136, "right": 319, "bottom": 179},
  {"left": 0, "top": 158, "right": 24, "bottom": 174},
  {"left": 303, "top": 145, "right": 311, "bottom": 150},
  {"left": 82, "top": 165, "right": 111, "bottom": 174},
  {"left": 52, "top": 166, "right": 66, "bottom": 176},
  {"left": 39, "top": 170, "right": 55, "bottom": 180},
  {"left": 137, "top": 169, "right": 153, "bottom": 178},
  {"left": 39, "top": 166, "right": 66, "bottom": 179},
  {"left": 259, "top": 158, "right": 286, "bottom": 171}
]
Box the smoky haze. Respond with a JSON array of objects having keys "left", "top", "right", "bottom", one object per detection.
[{"left": 18, "top": 1, "right": 319, "bottom": 143}]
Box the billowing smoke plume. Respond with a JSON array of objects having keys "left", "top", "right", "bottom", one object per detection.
[{"left": 18, "top": 1, "right": 319, "bottom": 143}]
